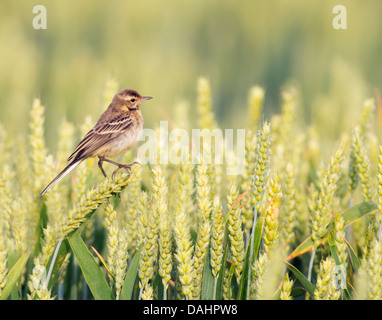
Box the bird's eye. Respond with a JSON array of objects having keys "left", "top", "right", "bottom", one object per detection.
[{"left": 130, "top": 98, "right": 136, "bottom": 103}]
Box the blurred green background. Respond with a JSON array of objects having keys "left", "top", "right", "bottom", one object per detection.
[{"left": 0, "top": 0, "right": 381, "bottom": 150}]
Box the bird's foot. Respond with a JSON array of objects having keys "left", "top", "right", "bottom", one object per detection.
[{"left": 111, "top": 161, "right": 140, "bottom": 181}]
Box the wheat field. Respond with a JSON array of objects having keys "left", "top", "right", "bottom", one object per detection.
[{"left": 0, "top": 77, "right": 381, "bottom": 300}]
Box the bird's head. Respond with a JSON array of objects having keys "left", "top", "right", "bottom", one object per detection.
[{"left": 114, "top": 89, "right": 152, "bottom": 110}]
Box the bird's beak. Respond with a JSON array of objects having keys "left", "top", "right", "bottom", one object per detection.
[{"left": 141, "top": 96, "right": 153, "bottom": 101}]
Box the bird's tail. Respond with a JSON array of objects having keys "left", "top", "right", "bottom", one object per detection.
[{"left": 39, "top": 160, "right": 81, "bottom": 198}]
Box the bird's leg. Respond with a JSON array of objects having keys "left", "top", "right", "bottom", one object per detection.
[
  {"left": 111, "top": 161, "right": 140, "bottom": 180},
  {"left": 98, "top": 156, "right": 140, "bottom": 180},
  {"left": 97, "top": 156, "right": 108, "bottom": 178}
]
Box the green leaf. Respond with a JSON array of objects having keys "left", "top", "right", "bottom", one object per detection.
[
  {"left": 33, "top": 202, "right": 48, "bottom": 258},
  {"left": 344, "top": 237, "right": 360, "bottom": 273},
  {"left": 342, "top": 202, "right": 377, "bottom": 226},
  {"left": 287, "top": 202, "right": 377, "bottom": 261},
  {"left": 7, "top": 250, "right": 22, "bottom": 299},
  {"left": 227, "top": 263, "right": 237, "bottom": 299},
  {"left": 67, "top": 232, "right": 114, "bottom": 300},
  {"left": 0, "top": 253, "right": 29, "bottom": 300},
  {"left": 201, "top": 246, "right": 214, "bottom": 300},
  {"left": 153, "top": 272, "right": 163, "bottom": 300},
  {"left": 328, "top": 232, "right": 351, "bottom": 299},
  {"left": 238, "top": 216, "right": 264, "bottom": 300},
  {"left": 120, "top": 244, "right": 143, "bottom": 300},
  {"left": 286, "top": 262, "right": 315, "bottom": 297},
  {"left": 252, "top": 216, "right": 264, "bottom": 264},
  {"left": 291, "top": 287, "right": 307, "bottom": 298},
  {"left": 213, "top": 228, "right": 230, "bottom": 300},
  {"left": 238, "top": 235, "right": 252, "bottom": 300},
  {"left": 91, "top": 245, "right": 114, "bottom": 279},
  {"left": 47, "top": 240, "right": 71, "bottom": 289},
  {"left": 286, "top": 234, "right": 315, "bottom": 262},
  {"left": 328, "top": 232, "right": 342, "bottom": 262}
]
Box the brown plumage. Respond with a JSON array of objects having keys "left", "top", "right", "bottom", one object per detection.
[{"left": 39, "top": 89, "right": 152, "bottom": 198}]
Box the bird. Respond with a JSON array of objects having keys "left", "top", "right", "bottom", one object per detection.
[{"left": 39, "top": 88, "right": 152, "bottom": 198}]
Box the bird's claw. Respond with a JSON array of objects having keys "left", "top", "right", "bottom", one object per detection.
[{"left": 111, "top": 162, "right": 139, "bottom": 181}]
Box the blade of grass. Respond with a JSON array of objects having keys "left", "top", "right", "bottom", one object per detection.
[
  {"left": 153, "top": 272, "right": 163, "bottom": 300},
  {"left": 286, "top": 235, "right": 315, "bottom": 262},
  {"left": 238, "top": 233, "right": 253, "bottom": 300},
  {"left": 67, "top": 232, "right": 114, "bottom": 300},
  {"left": 32, "top": 202, "right": 48, "bottom": 258},
  {"left": 7, "top": 250, "right": 22, "bottom": 299},
  {"left": 328, "top": 232, "right": 351, "bottom": 299},
  {"left": 285, "top": 262, "right": 315, "bottom": 298},
  {"left": 214, "top": 228, "right": 230, "bottom": 300},
  {"left": 287, "top": 202, "right": 377, "bottom": 261},
  {"left": 0, "top": 253, "right": 29, "bottom": 300},
  {"left": 291, "top": 287, "right": 307, "bottom": 298},
  {"left": 47, "top": 239, "right": 71, "bottom": 289},
  {"left": 252, "top": 216, "right": 265, "bottom": 264},
  {"left": 238, "top": 215, "right": 264, "bottom": 300},
  {"left": 342, "top": 202, "right": 378, "bottom": 226},
  {"left": 201, "top": 246, "right": 214, "bottom": 300},
  {"left": 343, "top": 237, "right": 360, "bottom": 273},
  {"left": 27, "top": 202, "right": 48, "bottom": 280},
  {"left": 120, "top": 244, "right": 143, "bottom": 300},
  {"left": 227, "top": 262, "right": 237, "bottom": 299},
  {"left": 91, "top": 245, "right": 114, "bottom": 279}
]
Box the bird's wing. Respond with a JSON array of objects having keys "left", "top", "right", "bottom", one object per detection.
[{"left": 67, "top": 114, "right": 133, "bottom": 162}]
